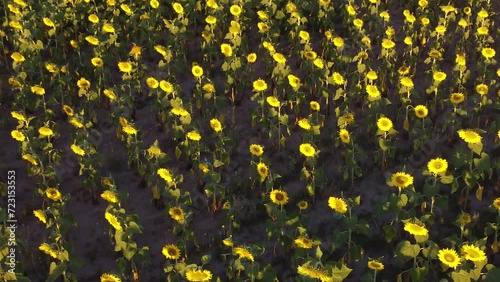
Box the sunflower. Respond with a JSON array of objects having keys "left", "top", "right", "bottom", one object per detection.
[
  {"left": 39, "top": 127, "right": 54, "bottom": 137},
  {"left": 31, "top": 85, "right": 46, "bottom": 95},
  {"left": 171, "top": 107, "right": 189, "bottom": 117},
  {"left": 404, "top": 222, "right": 429, "bottom": 236},
  {"left": 191, "top": 65, "right": 203, "bottom": 77},
  {"left": 310, "top": 101, "right": 320, "bottom": 111},
  {"left": 249, "top": 144, "right": 264, "bottom": 156},
  {"left": 146, "top": 77, "right": 159, "bottom": 89},
  {"left": 186, "top": 269, "right": 212, "bottom": 282},
  {"left": 11, "top": 52, "right": 25, "bottom": 62},
  {"left": 339, "top": 129, "right": 350, "bottom": 144},
  {"left": 298, "top": 201, "right": 308, "bottom": 210},
  {"left": 366, "top": 85, "right": 381, "bottom": 99},
  {"left": 353, "top": 18, "right": 363, "bottom": 28},
  {"left": 304, "top": 51, "right": 317, "bottom": 60},
  {"left": 294, "top": 237, "right": 314, "bottom": 249},
  {"left": 120, "top": 4, "right": 133, "bottom": 15},
  {"left": 435, "top": 25, "right": 446, "bottom": 34},
  {"left": 377, "top": 117, "right": 393, "bottom": 132},
  {"left": 332, "top": 72, "right": 344, "bottom": 85},
  {"left": 477, "top": 27, "right": 489, "bottom": 35},
  {"left": 450, "top": 93, "right": 465, "bottom": 104},
  {"left": 328, "top": 197, "right": 348, "bottom": 214},
  {"left": 22, "top": 154, "right": 38, "bottom": 166},
  {"left": 233, "top": 246, "right": 254, "bottom": 261},
  {"left": 222, "top": 237, "right": 233, "bottom": 247},
  {"left": 43, "top": 18, "right": 55, "bottom": 28},
  {"left": 400, "top": 77, "right": 414, "bottom": 89},
  {"left": 433, "top": 71, "right": 446, "bottom": 82},
  {"left": 481, "top": 47, "right": 495, "bottom": 59},
  {"left": 220, "top": 43, "right": 232, "bottom": 57},
  {"left": 100, "top": 273, "right": 121, "bottom": 282},
  {"left": 270, "top": 190, "right": 288, "bottom": 205},
  {"left": 367, "top": 260, "right": 384, "bottom": 271},
  {"left": 253, "top": 79, "right": 267, "bottom": 91},
  {"left": 187, "top": 131, "right": 201, "bottom": 141},
  {"left": 104, "top": 212, "right": 122, "bottom": 230},
  {"left": 266, "top": 96, "right": 280, "bottom": 107},
  {"left": 39, "top": 243, "right": 58, "bottom": 259},
  {"left": 438, "top": 248, "right": 461, "bottom": 269},
  {"left": 11, "top": 111, "right": 26, "bottom": 122},
  {"left": 256, "top": 162, "right": 269, "bottom": 180},
  {"left": 11, "top": 130, "right": 25, "bottom": 142},
  {"left": 230, "top": 5, "right": 242, "bottom": 16},
  {"left": 46, "top": 188, "right": 61, "bottom": 201},
  {"left": 299, "top": 143, "right": 316, "bottom": 157},
  {"left": 102, "top": 23, "right": 115, "bottom": 33},
  {"left": 247, "top": 53, "right": 257, "bottom": 63},
  {"left": 456, "top": 54, "right": 466, "bottom": 66},
  {"left": 298, "top": 119, "right": 311, "bottom": 130},
  {"left": 150, "top": 0, "right": 159, "bottom": 9},
  {"left": 101, "top": 191, "right": 119, "bottom": 203},
  {"left": 461, "top": 245, "right": 487, "bottom": 262},
  {"left": 458, "top": 129, "right": 482, "bottom": 144},
  {"left": 286, "top": 75, "right": 301, "bottom": 92},
  {"left": 414, "top": 105, "right": 428, "bottom": 119},
  {"left": 427, "top": 158, "right": 448, "bottom": 175},
  {"left": 367, "top": 70, "right": 378, "bottom": 81},
  {"left": 390, "top": 172, "right": 414, "bottom": 189},
  {"left": 85, "top": 35, "right": 99, "bottom": 45},
  {"left": 33, "top": 210, "right": 47, "bottom": 224},
  {"left": 169, "top": 207, "right": 185, "bottom": 222},
  {"left": 157, "top": 168, "right": 173, "bottom": 183},
  {"left": 297, "top": 263, "right": 329, "bottom": 280},
  {"left": 103, "top": 89, "right": 117, "bottom": 101},
  {"left": 118, "top": 62, "right": 133, "bottom": 73},
  {"left": 122, "top": 125, "right": 137, "bottom": 135},
  {"left": 160, "top": 81, "right": 174, "bottom": 93},
  {"left": 381, "top": 39, "right": 395, "bottom": 49},
  {"left": 210, "top": 119, "right": 222, "bottom": 132},
  {"left": 71, "top": 144, "right": 85, "bottom": 156},
  {"left": 172, "top": 2, "right": 184, "bottom": 14},
  {"left": 492, "top": 198, "right": 500, "bottom": 210},
  {"left": 88, "top": 14, "right": 99, "bottom": 24},
  {"left": 205, "top": 16, "right": 216, "bottom": 25},
  {"left": 476, "top": 84, "right": 488, "bottom": 96},
  {"left": 162, "top": 244, "right": 181, "bottom": 260}
]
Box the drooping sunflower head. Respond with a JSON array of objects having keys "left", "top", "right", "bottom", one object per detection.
[
  {"left": 294, "top": 236, "right": 314, "bottom": 249},
  {"left": 233, "top": 246, "right": 254, "bottom": 261},
  {"left": 404, "top": 222, "right": 429, "bottom": 236},
  {"left": 367, "top": 260, "right": 384, "bottom": 271}
]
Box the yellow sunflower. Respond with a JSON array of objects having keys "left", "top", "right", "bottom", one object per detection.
[
  {"left": 187, "top": 131, "right": 201, "bottom": 141},
  {"left": 46, "top": 188, "right": 62, "bottom": 201},
  {"left": 457, "top": 129, "right": 482, "bottom": 144},
  {"left": 377, "top": 117, "right": 393, "bottom": 132},
  {"left": 157, "top": 168, "right": 173, "bottom": 183},
  {"left": 247, "top": 53, "right": 257, "bottom": 63},
  {"left": 256, "top": 162, "right": 269, "bottom": 180},
  {"left": 476, "top": 84, "right": 488, "bottom": 96},
  {"left": 233, "top": 246, "right": 254, "bottom": 261},
  {"left": 404, "top": 222, "right": 429, "bottom": 236},
  {"left": 100, "top": 273, "right": 121, "bottom": 282},
  {"left": 270, "top": 190, "right": 288, "bottom": 205},
  {"left": 71, "top": 144, "right": 85, "bottom": 156},
  {"left": 368, "top": 260, "right": 384, "bottom": 271},
  {"left": 437, "top": 248, "right": 461, "bottom": 269},
  {"left": 294, "top": 237, "right": 314, "bottom": 249},
  {"left": 31, "top": 85, "right": 45, "bottom": 95},
  {"left": 414, "top": 105, "right": 428, "bottom": 119},
  {"left": 298, "top": 201, "right": 308, "bottom": 210},
  {"left": 210, "top": 118, "right": 222, "bottom": 132},
  {"left": 249, "top": 144, "right": 264, "bottom": 156},
  {"left": 299, "top": 143, "right": 316, "bottom": 157},
  {"left": 186, "top": 269, "right": 212, "bottom": 282},
  {"left": 461, "top": 244, "right": 487, "bottom": 262},
  {"left": 101, "top": 191, "right": 119, "bottom": 203},
  {"left": 172, "top": 2, "right": 184, "bottom": 14},
  {"left": 492, "top": 198, "right": 500, "bottom": 210},
  {"left": 339, "top": 129, "right": 350, "bottom": 144},
  {"left": 33, "top": 209, "right": 47, "bottom": 224},
  {"left": 427, "top": 158, "right": 448, "bottom": 175},
  {"left": 297, "top": 263, "right": 329, "bottom": 280},
  {"left": 328, "top": 197, "right": 348, "bottom": 214},
  {"left": 400, "top": 77, "right": 414, "bottom": 89},
  {"left": 118, "top": 62, "right": 133, "bottom": 73},
  {"left": 450, "top": 93, "right": 465, "bottom": 104},
  {"left": 310, "top": 101, "right": 320, "bottom": 111},
  {"left": 390, "top": 172, "right": 414, "bottom": 189},
  {"left": 366, "top": 85, "right": 381, "bottom": 99},
  {"left": 433, "top": 71, "right": 447, "bottom": 82},
  {"left": 146, "top": 77, "right": 159, "bottom": 89},
  {"left": 162, "top": 244, "right": 181, "bottom": 260},
  {"left": 298, "top": 119, "right": 311, "bottom": 130},
  {"left": 192, "top": 65, "right": 203, "bottom": 78},
  {"left": 266, "top": 96, "right": 280, "bottom": 107},
  {"left": 169, "top": 207, "right": 185, "bottom": 223},
  {"left": 104, "top": 212, "right": 122, "bottom": 230},
  {"left": 253, "top": 78, "right": 268, "bottom": 92},
  {"left": 11, "top": 130, "right": 25, "bottom": 142}
]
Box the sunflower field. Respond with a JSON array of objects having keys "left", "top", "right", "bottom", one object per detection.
[{"left": 1, "top": 0, "right": 500, "bottom": 281}]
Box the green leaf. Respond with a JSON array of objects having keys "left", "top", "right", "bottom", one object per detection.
[
  {"left": 451, "top": 270, "right": 471, "bottom": 282},
  {"left": 468, "top": 142, "right": 483, "bottom": 155},
  {"left": 213, "top": 159, "right": 224, "bottom": 168},
  {"left": 379, "top": 137, "right": 390, "bottom": 151},
  {"left": 331, "top": 262, "right": 353, "bottom": 282},
  {"left": 440, "top": 174, "right": 454, "bottom": 184},
  {"left": 201, "top": 254, "right": 211, "bottom": 264},
  {"left": 278, "top": 114, "right": 289, "bottom": 125},
  {"left": 397, "top": 240, "right": 420, "bottom": 258},
  {"left": 423, "top": 183, "right": 439, "bottom": 197},
  {"left": 316, "top": 245, "right": 323, "bottom": 260},
  {"left": 484, "top": 267, "right": 500, "bottom": 282},
  {"left": 410, "top": 266, "right": 427, "bottom": 282},
  {"left": 473, "top": 153, "right": 490, "bottom": 174},
  {"left": 47, "top": 262, "right": 67, "bottom": 282},
  {"left": 383, "top": 225, "right": 397, "bottom": 243}
]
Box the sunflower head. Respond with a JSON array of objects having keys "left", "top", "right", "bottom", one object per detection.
[
  {"left": 162, "top": 244, "right": 181, "bottom": 260},
  {"left": 389, "top": 172, "right": 414, "bottom": 189},
  {"left": 437, "top": 248, "right": 461, "bottom": 269},
  {"left": 368, "top": 260, "right": 384, "bottom": 271},
  {"left": 270, "top": 189, "right": 289, "bottom": 205}
]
